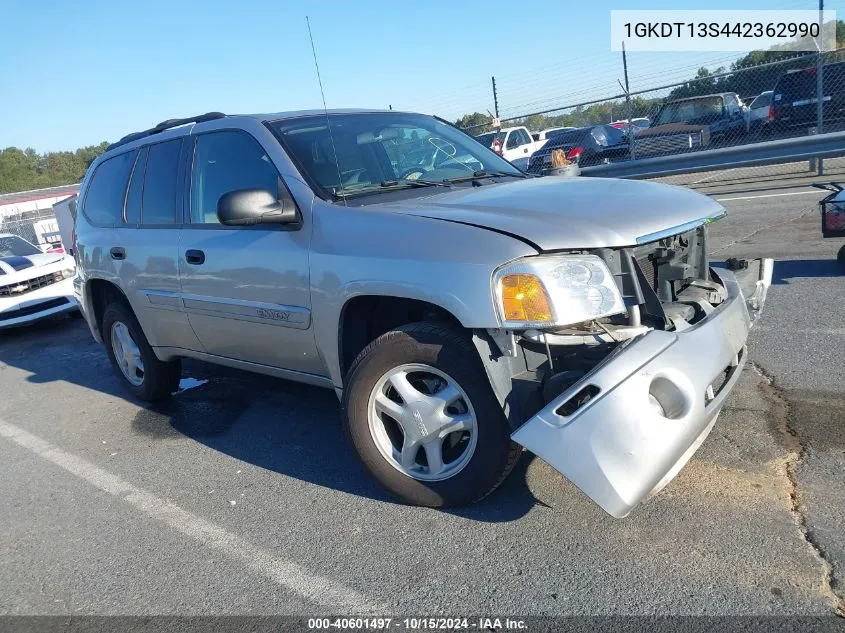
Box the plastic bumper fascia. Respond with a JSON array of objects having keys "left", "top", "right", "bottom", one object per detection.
[{"left": 511, "top": 264, "right": 770, "bottom": 518}]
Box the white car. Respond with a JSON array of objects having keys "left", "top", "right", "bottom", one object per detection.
[
  {"left": 744, "top": 91, "right": 773, "bottom": 133},
  {"left": 0, "top": 233, "right": 78, "bottom": 328},
  {"left": 474, "top": 126, "right": 541, "bottom": 161}
]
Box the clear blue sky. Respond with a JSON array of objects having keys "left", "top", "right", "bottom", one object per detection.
[{"left": 1, "top": 0, "right": 838, "bottom": 152}]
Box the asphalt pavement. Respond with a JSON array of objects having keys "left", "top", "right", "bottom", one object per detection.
[{"left": 1, "top": 178, "right": 844, "bottom": 619}]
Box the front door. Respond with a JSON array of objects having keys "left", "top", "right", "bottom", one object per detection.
[{"left": 178, "top": 129, "right": 323, "bottom": 376}]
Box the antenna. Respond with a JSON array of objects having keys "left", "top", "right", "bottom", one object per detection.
[{"left": 306, "top": 16, "right": 346, "bottom": 205}]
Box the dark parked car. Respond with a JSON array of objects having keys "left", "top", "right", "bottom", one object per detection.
[
  {"left": 634, "top": 93, "right": 747, "bottom": 155},
  {"left": 770, "top": 61, "right": 845, "bottom": 135},
  {"left": 525, "top": 125, "right": 629, "bottom": 173}
]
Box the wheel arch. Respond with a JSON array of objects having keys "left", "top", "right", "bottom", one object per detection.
[
  {"left": 336, "top": 295, "right": 464, "bottom": 388},
  {"left": 84, "top": 277, "right": 131, "bottom": 342}
]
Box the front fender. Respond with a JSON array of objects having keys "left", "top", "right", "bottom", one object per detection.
[{"left": 308, "top": 201, "right": 537, "bottom": 387}]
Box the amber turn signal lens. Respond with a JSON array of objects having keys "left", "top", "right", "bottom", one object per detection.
[{"left": 500, "top": 274, "right": 553, "bottom": 323}]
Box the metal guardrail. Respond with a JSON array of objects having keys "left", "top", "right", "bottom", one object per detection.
[{"left": 579, "top": 131, "right": 845, "bottom": 180}]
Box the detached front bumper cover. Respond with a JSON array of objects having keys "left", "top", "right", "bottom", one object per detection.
[{"left": 511, "top": 258, "right": 773, "bottom": 518}]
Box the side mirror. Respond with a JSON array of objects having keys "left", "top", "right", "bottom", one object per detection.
[{"left": 217, "top": 189, "right": 299, "bottom": 227}]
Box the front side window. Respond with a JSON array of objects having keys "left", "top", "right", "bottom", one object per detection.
[
  {"left": 269, "top": 113, "right": 522, "bottom": 200},
  {"left": 83, "top": 150, "right": 136, "bottom": 226},
  {"left": 506, "top": 131, "right": 520, "bottom": 149},
  {"left": 0, "top": 235, "right": 41, "bottom": 258},
  {"left": 190, "top": 131, "right": 280, "bottom": 224}
]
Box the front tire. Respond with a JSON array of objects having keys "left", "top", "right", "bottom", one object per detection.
[
  {"left": 102, "top": 302, "right": 181, "bottom": 401},
  {"left": 342, "top": 322, "right": 520, "bottom": 507}
]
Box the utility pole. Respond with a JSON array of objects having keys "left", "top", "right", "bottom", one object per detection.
[
  {"left": 491, "top": 76, "right": 500, "bottom": 121},
  {"left": 816, "top": 0, "right": 825, "bottom": 175},
  {"left": 622, "top": 42, "right": 635, "bottom": 160}
]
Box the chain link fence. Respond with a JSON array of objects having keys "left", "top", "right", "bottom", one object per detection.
[
  {"left": 459, "top": 46, "right": 845, "bottom": 183},
  {"left": 0, "top": 208, "right": 62, "bottom": 250}
]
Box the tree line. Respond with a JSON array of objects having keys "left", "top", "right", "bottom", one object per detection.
[{"left": 0, "top": 143, "right": 110, "bottom": 195}]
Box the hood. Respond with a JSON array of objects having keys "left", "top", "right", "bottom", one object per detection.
[
  {"left": 635, "top": 123, "right": 708, "bottom": 138},
  {"left": 0, "top": 253, "right": 68, "bottom": 276},
  {"left": 378, "top": 177, "right": 724, "bottom": 250}
]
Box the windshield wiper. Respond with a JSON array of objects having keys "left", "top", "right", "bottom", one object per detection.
[
  {"left": 380, "top": 179, "right": 452, "bottom": 189},
  {"left": 334, "top": 179, "right": 451, "bottom": 199},
  {"left": 445, "top": 169, "right": 527, "bottom": 183}
]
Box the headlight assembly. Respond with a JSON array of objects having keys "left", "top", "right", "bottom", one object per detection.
[{"left": 493, "top": 254, "right": 626, "bottom": 328}]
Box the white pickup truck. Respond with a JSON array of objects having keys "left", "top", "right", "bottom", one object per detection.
[{"left": 474, "top": 126, "right": 541, "bottom": 162}]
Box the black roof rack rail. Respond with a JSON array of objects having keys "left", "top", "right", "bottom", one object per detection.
[{"left": 106, "top": 111, "right": 226, "bottom": 151}]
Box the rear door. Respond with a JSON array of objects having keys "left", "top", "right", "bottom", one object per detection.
[
  {"left": 115, "top": 137, "right": 202, "bottom": 351},
  {"left": 178, "top": 128, "right": 322, "bottom": 375}
]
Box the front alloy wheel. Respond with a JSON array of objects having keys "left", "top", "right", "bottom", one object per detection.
[
  {"left": 343, "top": 322, "right": 521, "bottom": 507},
  {"left": 368, "top": 364, "right": 478, "bottom": 482}
]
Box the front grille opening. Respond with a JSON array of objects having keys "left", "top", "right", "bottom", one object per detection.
[
  {"left": 637, "top": 255, "right": 656, "bottom": 290},
  {"left": 0, "top": 273, "right": 59, "bottom": 297},
  {"left": 555, "top": 384, "right": 600, "bottom": 417},
  {"left": 705, "top": 348, "right": 744, "bottom": 404}
]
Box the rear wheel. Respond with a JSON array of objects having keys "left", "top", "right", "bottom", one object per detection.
[
  {"left": 102, "top": 302, "right": 180, "bottom": 401},
  {"left": 342, "top": 322, "right": 520, "bottom": 507}
]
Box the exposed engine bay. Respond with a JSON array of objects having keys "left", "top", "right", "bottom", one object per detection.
[{"left": 477, "top": 225, "right": 742, "bottom": 426}]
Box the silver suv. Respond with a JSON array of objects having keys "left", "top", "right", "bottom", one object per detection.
[{"left": 74, "top": 110, "right": 771, "bottom": 517}]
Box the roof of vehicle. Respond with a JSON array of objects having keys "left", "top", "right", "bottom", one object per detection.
[
  {"left": 104, "top": 108, "right": 424, "bottom": 153},
  {"left": 661, "top": 92, "right": 738, "bottom": 105},
  {"left": 782, "top": 60, "right": 845, "bottom": 75}
]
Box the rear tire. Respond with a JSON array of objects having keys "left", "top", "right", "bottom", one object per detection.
[
  {"left": 342, "top": 322, "right": 520, "bottom": 507},
  {"left": 102, "top": 302, "right": 180, "bottom": 401}
]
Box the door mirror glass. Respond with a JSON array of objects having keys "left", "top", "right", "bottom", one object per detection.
[{"left": 217, "top": 189, "right": 299, "bottom": 226}]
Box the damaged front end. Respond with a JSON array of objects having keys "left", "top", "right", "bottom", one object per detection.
[{"left": 477, "top": 221, "right": 772, "bottom": 518}]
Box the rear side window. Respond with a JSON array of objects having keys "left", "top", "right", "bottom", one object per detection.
[
  {"left": 124, "top": 147, "right": 148, "bottom": 225},
  {"left": 777, "top": 64, "right": 845, "bottom": 102},
  {"left": 776, "top": 70, "right": 819, "bottom": 102},
  {"left": 141, "top": 139, "right": 182, "bottom": 224},
  {"left": 83, "top": 151, "right": 136, "bottom": 226},
  {"left": 750, "top": 92, "right": 772, "bottom": 109},
  {"left": 592, "top": 126, "right": 625, "bottom": 146}
]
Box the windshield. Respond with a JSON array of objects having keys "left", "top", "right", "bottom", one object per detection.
[
  {"left": 269, "top": 113, "right": 521, "bottom": 198},
  {"left": 653, "top": 96, "right": 724, "bottom": 125},
  {"left": 0, "top": 235, "right": 41, "bottom": 258},
  {"left": 750, "top": 92, "right": 772, "bottom": 109},
  {"left": 474, "top": 131, "right": 505, "bottom": 147}
]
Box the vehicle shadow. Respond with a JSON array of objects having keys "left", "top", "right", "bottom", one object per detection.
[
  {"left": 0, "top": 319, "right": 541, "bottom": 522},
  {"left": 130, "top": 363, "right": 542, "bottom": 523}
]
